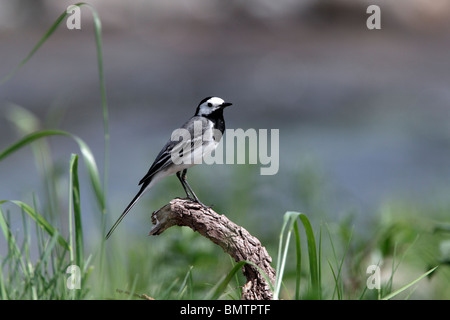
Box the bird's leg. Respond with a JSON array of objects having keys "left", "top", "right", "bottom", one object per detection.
[
  {"left": 176, "top": 170, "right": 194, "bottom": 201},
  {"left": 180, "top": 169, "right": 210, "bottom": 209}
]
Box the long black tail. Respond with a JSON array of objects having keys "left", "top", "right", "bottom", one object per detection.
[{"left": 105, "top": 182, "right": 149, "bottom": 239}]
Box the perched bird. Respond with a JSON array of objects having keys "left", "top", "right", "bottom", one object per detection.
[{"left": 105, "top": 96, "right": 232, "bottom": 239}]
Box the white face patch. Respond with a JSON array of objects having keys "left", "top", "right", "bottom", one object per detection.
[{"left": 197, "top": 97, "right": 225, "bottom": 116}]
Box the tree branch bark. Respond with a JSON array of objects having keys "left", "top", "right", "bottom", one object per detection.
[{"left": 149, "top": 198, "right": 276, "bottom": 300}]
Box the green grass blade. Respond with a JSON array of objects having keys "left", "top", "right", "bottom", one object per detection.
[
  {"left": 69, "top": 154, "right": 84, "bottom": 271},
  {"left": 381, "top": 266, "right": 438, "bottom": 300},
  {"left": 0, "top": 200, "right": 69, "bottom": 250},
  {"left": 0, "top": 130, "right": 105, "bottom": 213},
  {"left": 274, "top": 212, "right": 293, "bottom": 299},
  {"left": 0, "top": 11, "right": 66, "bottom": 84},
  {"left": 0, "top": 2, "right": 104, "bottom": 93},
  {"left": 0, "top": 206, "right": 28, "bottom": 282},
  {"left": 298, "top": 213, "right": 320, "bottom": 299},
  {"left": 72, "top": 135, "right": 105, "bottom": 214},
  {"left": 176, "top": 266, "right": 194, "bottom": 299},
  {"left": 0, "top": 265, "right": 6, "bottom": 299},
  {"left": 206, "top": 260, "right": 273, "bottom": 300},
  {"left": 0, "top": 130, "right": 65, "bottom": 160},
  {"left": 127, "top": 274, "right": 139, "bottom": 300},
  {"left": 88, "top": 4, "right": 110, "bottom": 202},
  {"left": 318, "top": 226, "right": 322, "bottom": 295},
  {"left": 34, "top": 230, "right": 61, "bottom": 275},
  {"left": 293, "top": 221, "right": 302, "bottom": 300},
  {"left": 208, "top": 261, "right": 247, "bottom": 300},
  {"left": 274, "top": 213, "right": 289, "bottom": 298},
  {"left": 159, "top": 278, "right": 180, "bottom": 299},
  {"left": 326, "top": 223, "right": 353, "bottom": 300}
]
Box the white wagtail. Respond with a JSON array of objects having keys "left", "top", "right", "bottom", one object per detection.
[{"left": 105, "top": 96, "right": 232, "bottom": 239}]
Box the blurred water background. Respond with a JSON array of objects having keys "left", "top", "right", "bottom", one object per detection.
[{"left": 1, "top": 0, "right": 450, "bottom": 249}]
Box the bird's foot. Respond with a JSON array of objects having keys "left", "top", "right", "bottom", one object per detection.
[
  {"left": 198, "top": 201, "right": 214, "bottom": 210},
  {"left": 185, "top": 197, "right": 212, "bottom": 210}
]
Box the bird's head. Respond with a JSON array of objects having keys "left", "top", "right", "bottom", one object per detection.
[{"left": 195, "top": 96, "right": 232, "bottom": 117}]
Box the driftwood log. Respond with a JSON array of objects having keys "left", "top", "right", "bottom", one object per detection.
[{"left": 149, "top": 198, "right": 276, "bottom": 300}]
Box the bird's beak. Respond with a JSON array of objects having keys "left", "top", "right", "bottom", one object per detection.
[{"left": 221, "top": 102, "right": 232, "bottom": 108}]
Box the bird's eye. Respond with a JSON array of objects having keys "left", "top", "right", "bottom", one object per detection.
[{"left": 207, "top": 103, "right": 212, "bottom": 107}]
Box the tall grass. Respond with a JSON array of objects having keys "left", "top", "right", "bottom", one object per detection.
[
  {"left": 0, "top": 3, "right": 446, "bottom": 300},
  {"left": 274, "top": 212, "right": 320, "bottom": 300},
  {"left": 0, "top": 3, "right": 105, "bottom": 300}
]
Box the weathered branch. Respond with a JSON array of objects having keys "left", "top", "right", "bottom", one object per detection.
[{"left": 149, "top": 198, "right": 276, "bottom": 300}]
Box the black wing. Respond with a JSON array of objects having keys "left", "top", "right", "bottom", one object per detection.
[
  {"left": 138, "top": 139, "right": 176, "bottom": 185},
  {"left": 138, "top": 116, "right": 208, "bottom": 185}
]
